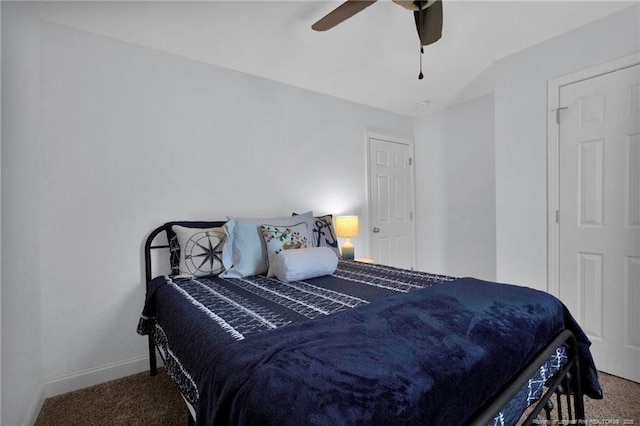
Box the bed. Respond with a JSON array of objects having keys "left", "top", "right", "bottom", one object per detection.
[{"left": 137, "top": 216, "right": 602, "bottom": 426}]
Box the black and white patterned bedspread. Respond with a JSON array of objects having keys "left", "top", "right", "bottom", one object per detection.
[{"left": 137, "top": 261, "right": 599, "bottom": 425}]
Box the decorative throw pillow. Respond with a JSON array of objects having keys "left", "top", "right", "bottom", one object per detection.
[
  {"left": 294, "top": 213, "right": 340, "bottom": 257},
  {"left": 260, "top": 222, "right": 311, "bottom": 277},
  {"left": 171, "top": 225, "right": 226, "bottom": 277},
  {"left": 271, "top": 247, "right": 339, "bottom": 283},
  {"left": 220, "top": 212, "right": 314, "bottom": 278},
  {"left": 165, "top": 221, "right": 226, "bottom": 275}
]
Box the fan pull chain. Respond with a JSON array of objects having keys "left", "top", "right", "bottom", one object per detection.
[{"left": 418, "top": 0, "right": 424, "bottom": 80}]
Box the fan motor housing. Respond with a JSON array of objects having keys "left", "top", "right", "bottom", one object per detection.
[{"left": 392, "top": 0, "right": 437, "bottom": 11}]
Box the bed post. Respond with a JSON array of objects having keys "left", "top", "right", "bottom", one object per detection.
[
  {"left": 148, "top": 335, "right": 158, "bottom": 376},
  {"left": 571, "top": 352, "right": 585, "bottom": 420},
  {"left": 144, "top": 224, "right": 167, "bottom": 377}
]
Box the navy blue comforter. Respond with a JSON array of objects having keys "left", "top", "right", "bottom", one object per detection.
[
  {"left": 139, "top": 268, "right": 601, "bottom": 425},
  {"left": 200, "top": 278, "right": 599, "bottom": 425}
]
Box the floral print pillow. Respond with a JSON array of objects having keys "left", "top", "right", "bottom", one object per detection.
[{"left": 261, "top": 222, "right": 310, "bottom": 278}]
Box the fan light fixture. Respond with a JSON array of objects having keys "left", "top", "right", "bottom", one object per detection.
[{"left": 392, "top": 0, "right": 437, "bottom": 11}]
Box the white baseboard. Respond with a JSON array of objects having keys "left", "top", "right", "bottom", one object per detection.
[
  {"left": 42, "top": 354, "right": 160, "bottom": 399},
  {"left": 24, "top": 383, "right": 44, "bottom": 426}
]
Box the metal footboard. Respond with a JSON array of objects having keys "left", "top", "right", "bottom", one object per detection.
[{"left": 470, "top": 329, "right": 585, "bottom": 425}]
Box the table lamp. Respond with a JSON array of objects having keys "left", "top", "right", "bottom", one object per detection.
[{"left": 335, "top": 215, "right": 358, "bottom": 260}]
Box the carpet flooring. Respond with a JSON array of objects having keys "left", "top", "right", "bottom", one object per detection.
[
  {"left": 35, "top": 369, "right": 186, "bottom": 426},
  {"left": 35, "top": 369, "right": 639, "bottom": 425}
]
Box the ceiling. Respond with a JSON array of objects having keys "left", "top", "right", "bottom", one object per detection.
[{"left": 37, "top": 0, "right": 636, "bottom": 116}]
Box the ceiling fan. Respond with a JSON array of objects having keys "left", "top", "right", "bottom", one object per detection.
[{"left": 312, "top": 0, "right": 443, "bottom": 79}]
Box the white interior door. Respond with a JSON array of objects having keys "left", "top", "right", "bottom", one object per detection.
[
  {"left": 557, "top": 64, "right": 639, "bottom": 382},
  {"left": 368, "top": 137, "right": 415, "bottom": 269}
]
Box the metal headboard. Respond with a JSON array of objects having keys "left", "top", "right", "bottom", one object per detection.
[
  {"left": 144, "top": 224, "right": 170, "bottom": 286},
  {"left": 144, "top": 221, "right": 227, "bottom": 286},
  {"left": 143, "top": 221, "right": 227, "bottom": 378}
]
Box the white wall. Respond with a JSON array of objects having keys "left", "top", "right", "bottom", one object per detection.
[
  {"left": 0, "top": 2, "right": 3, "bottom": 422},
  {"left": 1, "top": 7, "right": 413, "bottom": 421},
  {"left": 29, "top": 9, "right": 411, "bottom": 411},
  {"left": 4, "top": 3, "right": 637, "bottom": 425},
  {"left": 412, "top": 4, "right": 639, "bottom": 287},
  {"left": 414, "top": 94, "right": 496, "bottom": 280},
  {"left": 494, "top": 4, "right": 639, "bottom": 290},
  {"left": 1, "top": 2, "right": 44, "bottom": 425}
]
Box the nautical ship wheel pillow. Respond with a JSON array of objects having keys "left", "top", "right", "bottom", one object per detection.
[{"left": 171, "top": 224, "right": 226, "bottom": 277}]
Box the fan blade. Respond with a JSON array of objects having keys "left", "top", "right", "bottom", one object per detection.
[
  {"left": 414, "top": 0, "right": 442, "bottom": 46},
  {"left": 312, "top": 0, "right": 377, "bottom": 31}
]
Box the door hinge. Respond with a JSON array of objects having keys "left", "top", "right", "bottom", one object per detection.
[
  {"left": 555, "top": 107, "right": 568, "bottom": 124},
  {"left": 410, "top": 212, "right": 413, "bottom": 220},
  {"left": 409, "top": 157, "right": 413, "bottom": 166},
  {"left": 556, "top": 210, "right": 560, "bottom": 224}
]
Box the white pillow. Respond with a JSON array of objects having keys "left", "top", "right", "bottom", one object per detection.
[
  {"left": 261, "top": 222, "right": 311, "bottom": 278},
  {"left": 271, "top": 247, "right": 338, "bottom": 283},
  {"left": 221, "top": 211, "right": 314, "bottom": 278},
  {"left": 172, "top": 225, "right": 226, "bottom": 277}
]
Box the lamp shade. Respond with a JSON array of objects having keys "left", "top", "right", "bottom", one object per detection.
[{"left": 335, "top": 215, "right": 358, "bottom": 238}]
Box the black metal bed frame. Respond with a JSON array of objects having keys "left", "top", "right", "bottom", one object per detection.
[{"left": 143, "top": 223, "right": 586, "bottom": 426}]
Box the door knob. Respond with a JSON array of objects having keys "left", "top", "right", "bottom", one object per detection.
[{"left": 372, "top": 227, "right": 380, "bottom": 233}]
